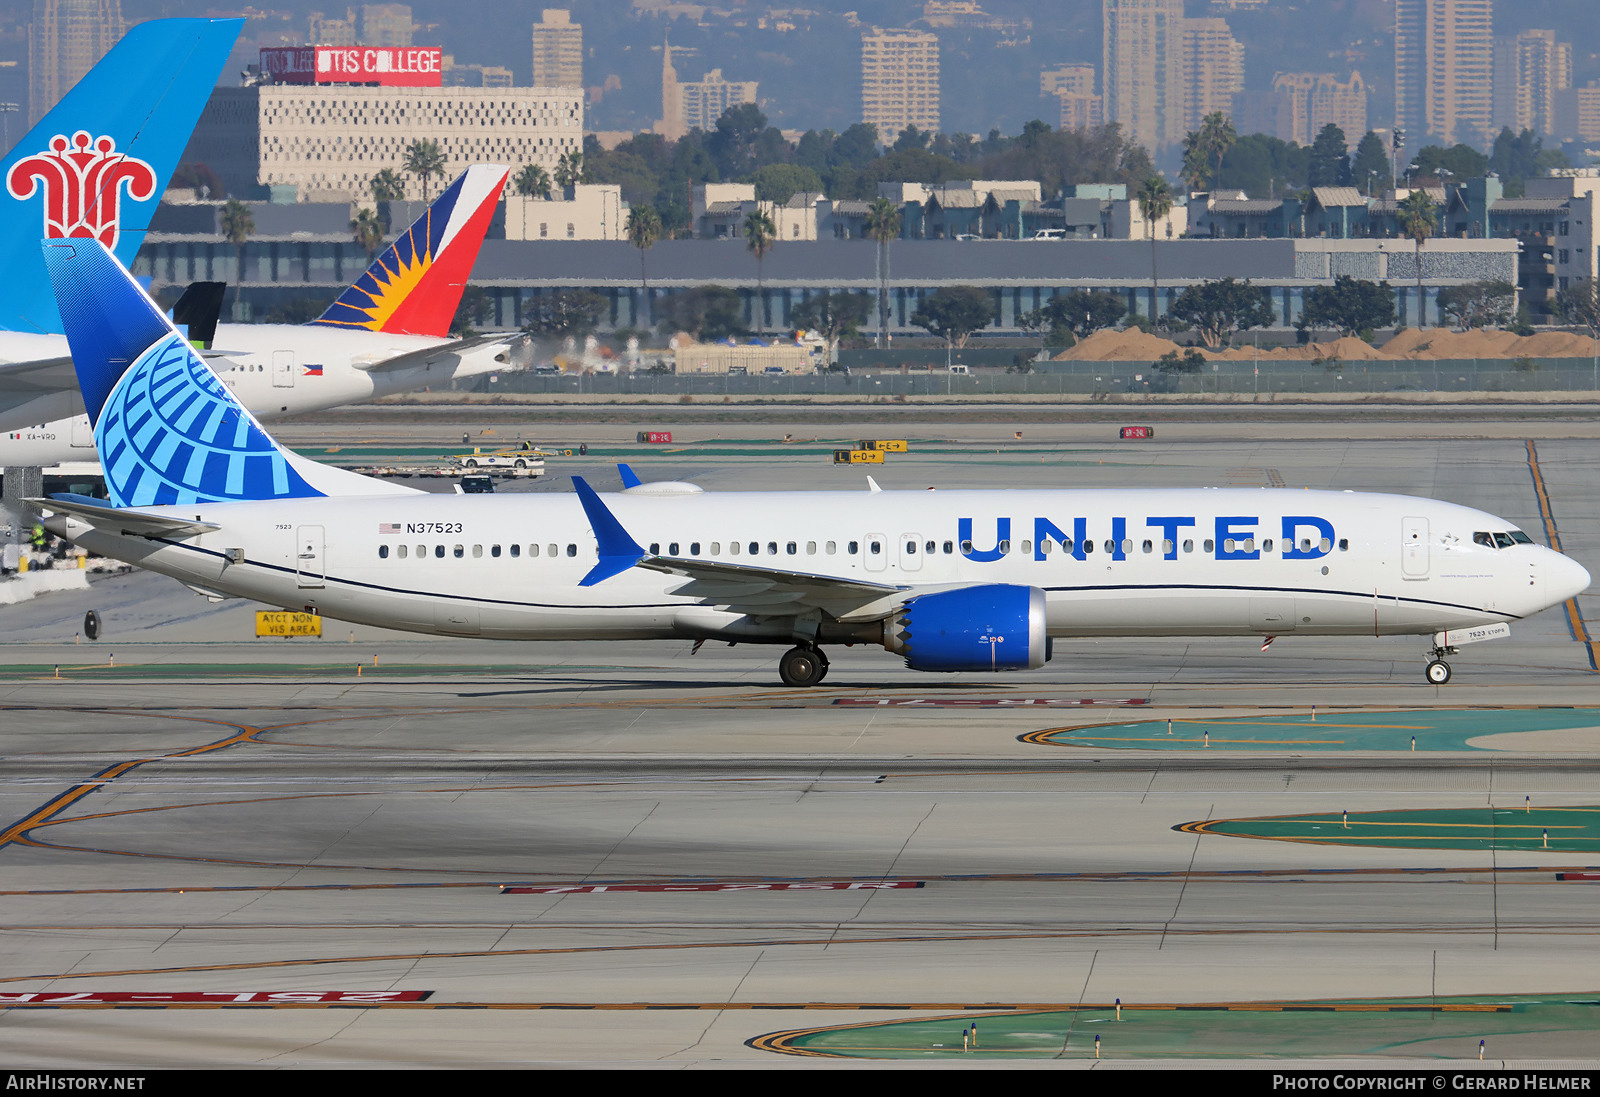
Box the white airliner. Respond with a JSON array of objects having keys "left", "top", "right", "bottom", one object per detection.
[
  {"left": 1, "top": 165, "right": 516, "bottom": 465},
  {"left": 33, "top": 241, "right": 1594, "bottom": 687}
]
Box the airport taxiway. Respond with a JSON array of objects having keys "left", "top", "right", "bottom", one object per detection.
[{"left": 0, "top": 417, "right": 1597, "bottom": 1066}]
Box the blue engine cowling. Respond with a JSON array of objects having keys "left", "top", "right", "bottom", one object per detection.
[{"left": 885, "top": 584, "right": 1050, "bottom": 672}]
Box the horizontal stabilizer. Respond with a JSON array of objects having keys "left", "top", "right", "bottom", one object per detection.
[
  {"left": 31, "top": 493, "right": 218, "bottom": 539},
  {"left": 355, "top": 333, "right": 511, "bottom": 373}
]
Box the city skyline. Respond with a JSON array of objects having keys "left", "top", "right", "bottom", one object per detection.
[{"left": 15, "top": 1, "right": 1600, "bottom": 158}]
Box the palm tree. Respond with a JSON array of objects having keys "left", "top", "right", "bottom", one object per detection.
[
  {"left": 743, "top": 206, "right": 777, "bottom": 332},
  {"left": 1136, "top": 175, "right": 1174, "bottom": 325},
  {"left": 1196, "top": 111, "right": 1237, "bottom": 190},
  {"left": 553, "top": 150, "right": 583, "bottom": 192},
  {"left": 220, "top": 198, "right": 254, "bottom": 286},
  {"left": 350, "top": 206, "right": 386, "bottom": 259},
  {"left": 515, "top": 163, "right": 552, "bottom": 200},
  {"left": 1397, "top": 189, "right": 1437, "bottom": 328},
  {"left": 864, "top": 196, "right": 902, "bottom": 349},
  {"left": 402, "top": 139, "right": 446, "bottom": 203},
  {"left": 370, "top": 168, "right": 405, "bottom": 204},
  {"left": 626, "top": 205, "right": 664, "bottom": 330}
]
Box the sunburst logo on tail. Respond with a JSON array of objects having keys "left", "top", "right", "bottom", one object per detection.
[
  {"left": 311, "top": 166, "right": 508, "bottom": 338},
  {"left": 317, "top": 209, "right": 436, "bottom": 331}
]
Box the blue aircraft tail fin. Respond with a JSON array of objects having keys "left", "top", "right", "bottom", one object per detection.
[
  {"left": 43, "top": 240, "right": 409, "bottom": 508},
  {"left": 0, "top": 18, "right": 242, "bottom": 333}
]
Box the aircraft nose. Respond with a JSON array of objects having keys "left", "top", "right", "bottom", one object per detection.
[{"left": 1548, "top": 551, "right": 1592, "bottom": 604}]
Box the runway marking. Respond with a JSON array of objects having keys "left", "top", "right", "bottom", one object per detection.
[
  {"left": 0, "top": 712, "right": 266, "bottom": 850},
  {"left": 1526, "top": 439, "right": 1598, "bottom": 673},
  {"left": 1023, "top": 706, "right": 1600, "bottom": 751},
  {"left": 8, "top": 925, "right": 1600, "bottom": 987},
  {"left": 1181, "top": 806, "right": 1600, "bottom": 852},
  {"left": 4, "top": 861, "right": 1598, "bottom": 898},
  {"left": 0, "top": 999, "right": 1516, "bottom": 1013}
]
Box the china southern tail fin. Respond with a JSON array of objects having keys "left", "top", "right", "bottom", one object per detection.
[
  {"left": 311, "top": 164, "right": 509, "bottom": 338},
  {"left": 0, "top": 18, "right": 242, "bottom": 334},
  {"left": 43, "top": 240, "right": 417, "bottom": 507}
]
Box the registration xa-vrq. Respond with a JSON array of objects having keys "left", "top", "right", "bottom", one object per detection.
[{"left": 34, "top": 240, "right": 1593, "bottom": 687}]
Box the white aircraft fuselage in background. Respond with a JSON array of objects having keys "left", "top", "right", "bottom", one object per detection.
[{"left": 1, "top": 326, "right": 513, "bottom": 465}]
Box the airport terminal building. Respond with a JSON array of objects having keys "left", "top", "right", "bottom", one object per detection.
[{"left": 131, "top": 232, "right": 1519, "bottom": 335}]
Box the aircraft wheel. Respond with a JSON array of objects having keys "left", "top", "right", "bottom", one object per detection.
[
  {"left": 1425, "top": 659, "right": 1452, "bottom": 685},
  {"left": 779, "top": 646, "right": 826, "bottom": 687}
]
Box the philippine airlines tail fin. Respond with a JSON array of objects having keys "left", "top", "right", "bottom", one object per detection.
[
  {"left": 311, "top": 165, "right": 510, "bottom": 337},
  {"left": 0, "top": 18, "right": 242, "bottom": 334},
  {"left": 43, "top": 240, "right": 418, "bottom": 507}
]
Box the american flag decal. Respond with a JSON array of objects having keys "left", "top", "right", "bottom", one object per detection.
[{"left": 379, "top": 523, "right": 401, "bottom": 534}]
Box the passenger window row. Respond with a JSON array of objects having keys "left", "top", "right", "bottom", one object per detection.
[
  {"left": 375, "top": 536, "right": 1353, "bottom": 562},
  {"left": 377, "top": 543, "right": 579, "bottom": 560}
]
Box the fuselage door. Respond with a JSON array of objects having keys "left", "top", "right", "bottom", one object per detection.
[
  {"left": 69, "top": 414, "right": 94, "bottom": 448},
  {"left": 272, "top": 349, "right": 296, "bottom": 388},
  {"left": 899, "top": 532, "right": 923, "bottom": 572},
  {"left": 1402, "top": 516, "right": 1430, "bottom": 578},
  {"left": 863, "top": 532, "right": 888, "bottom": 572},
  {"left": 295, "top": 525, "right": 325, "bottom": 588}
]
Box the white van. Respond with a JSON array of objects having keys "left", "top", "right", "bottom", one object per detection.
[
  {"left": 1031, "top": 228, "right": 1067, "bottom": 240},
  {"left": 947, "top": 363, "right": 970, "bottom": 375}
]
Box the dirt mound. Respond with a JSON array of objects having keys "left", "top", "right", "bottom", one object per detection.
[
  {"left": 1053, "top": 328, "right": 1184, "bottom": 361},
  {"left": 1380, "top": 327, "right": 1598, "bottom": 360}
]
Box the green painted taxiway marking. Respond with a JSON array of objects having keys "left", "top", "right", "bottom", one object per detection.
[
  {"left": 759, "top": 994, "right": 1600, "bottom": 1060},
  {"left": 1183, "top": 805, "right": 1600, "bottom": 853},
  {"left": 1033, "top": 708, "right": 1600, "bottom": 752}
]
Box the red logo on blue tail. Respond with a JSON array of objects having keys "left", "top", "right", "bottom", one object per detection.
[{"left": 7, "top": 131, "right": 158, "bottom": 250}]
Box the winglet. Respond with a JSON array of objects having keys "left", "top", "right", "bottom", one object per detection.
[
  {"left": 573, "top": 476, "right": 646, "bottom": 586},
  {"left": 617, "top": 462, "right": 642, "bottom": 489}
]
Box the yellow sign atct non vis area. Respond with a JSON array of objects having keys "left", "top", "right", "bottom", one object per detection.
[{"left": 256, "top": 611, "right": 323, "bottom": 638}]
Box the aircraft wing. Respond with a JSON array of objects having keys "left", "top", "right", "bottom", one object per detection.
[
  {"left": 0, "top": 355, "right": 78, "bottom": 393},
  {"left": 29, "top": 494, "right": 219, "bottom": 539},
  {"left": 354, "top": 333, "right": 514, "bottom": 373},
  {"left": 571, "top": 476, "right": 915, "bottom": 621},
  {"left": 636, "top": 555, "right": 906, "bottom": 617}
]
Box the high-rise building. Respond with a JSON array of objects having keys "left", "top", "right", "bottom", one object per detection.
[
  {"left": 680, "top": 69, "right": 757, "bottom": 132},
  {"left": 861, "top": 27, "right": 939, "bottom": 140},
  {"left": 1268, "top": 71, "right": 1368, "bottom": 146},
  {"left": 1493, "top": 29, "right": 1570, "bottom": 137},
  {"left": 360, "top": 4, "right": 415, "bottom": 48},
  {"left": 29, "top": 0, "right": 125, "bottom": 125},
  {"left": 1041, "top": 65, "right": 1102, "bottom": 131},
  {"left": 1394, "top": 0, "right": 1494, "bottom": 153},
  {"left": 1181, "top": 17, "right": 1244, "bottom": 132},
  {"left": 531, "top": 9, "right": 582, "bottom": 90},
  {"left": 308, "top": 11, "right": 357, "bottom": 47},
  {"left": 1102, "top": 0, "right": 1185, "bottom": 153}
]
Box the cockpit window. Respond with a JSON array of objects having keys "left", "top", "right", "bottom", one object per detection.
[{"left": 1475, "top": 531, "right": 1533, "bottom": 549}]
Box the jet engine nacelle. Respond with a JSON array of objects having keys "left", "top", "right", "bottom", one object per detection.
[{"left": 885, "top": 584, "right": 1049, "bottom": 672}]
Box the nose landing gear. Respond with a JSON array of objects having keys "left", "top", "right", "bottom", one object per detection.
[
  {"left": 778, "top": 644, "right": 829, "bottom": 687},
  {"left": 1424, "top": 643, "right": 1458, "bottom": 685}
]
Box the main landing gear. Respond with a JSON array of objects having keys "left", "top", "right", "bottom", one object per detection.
[
  {"left": 779, "top": 644, "right": 829, "bottom": 687},
  {"left": 1425, "top": 644, "right": 1458, "bottom": 685}
]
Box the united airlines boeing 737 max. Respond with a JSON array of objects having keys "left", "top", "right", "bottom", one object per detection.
[{"left": 32, "top": 241, "right": 1594, "bottom": 686}]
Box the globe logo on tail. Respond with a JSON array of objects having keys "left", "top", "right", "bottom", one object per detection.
[{"left": 7, "top": 131, "right": 158, "bottom": 250}]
